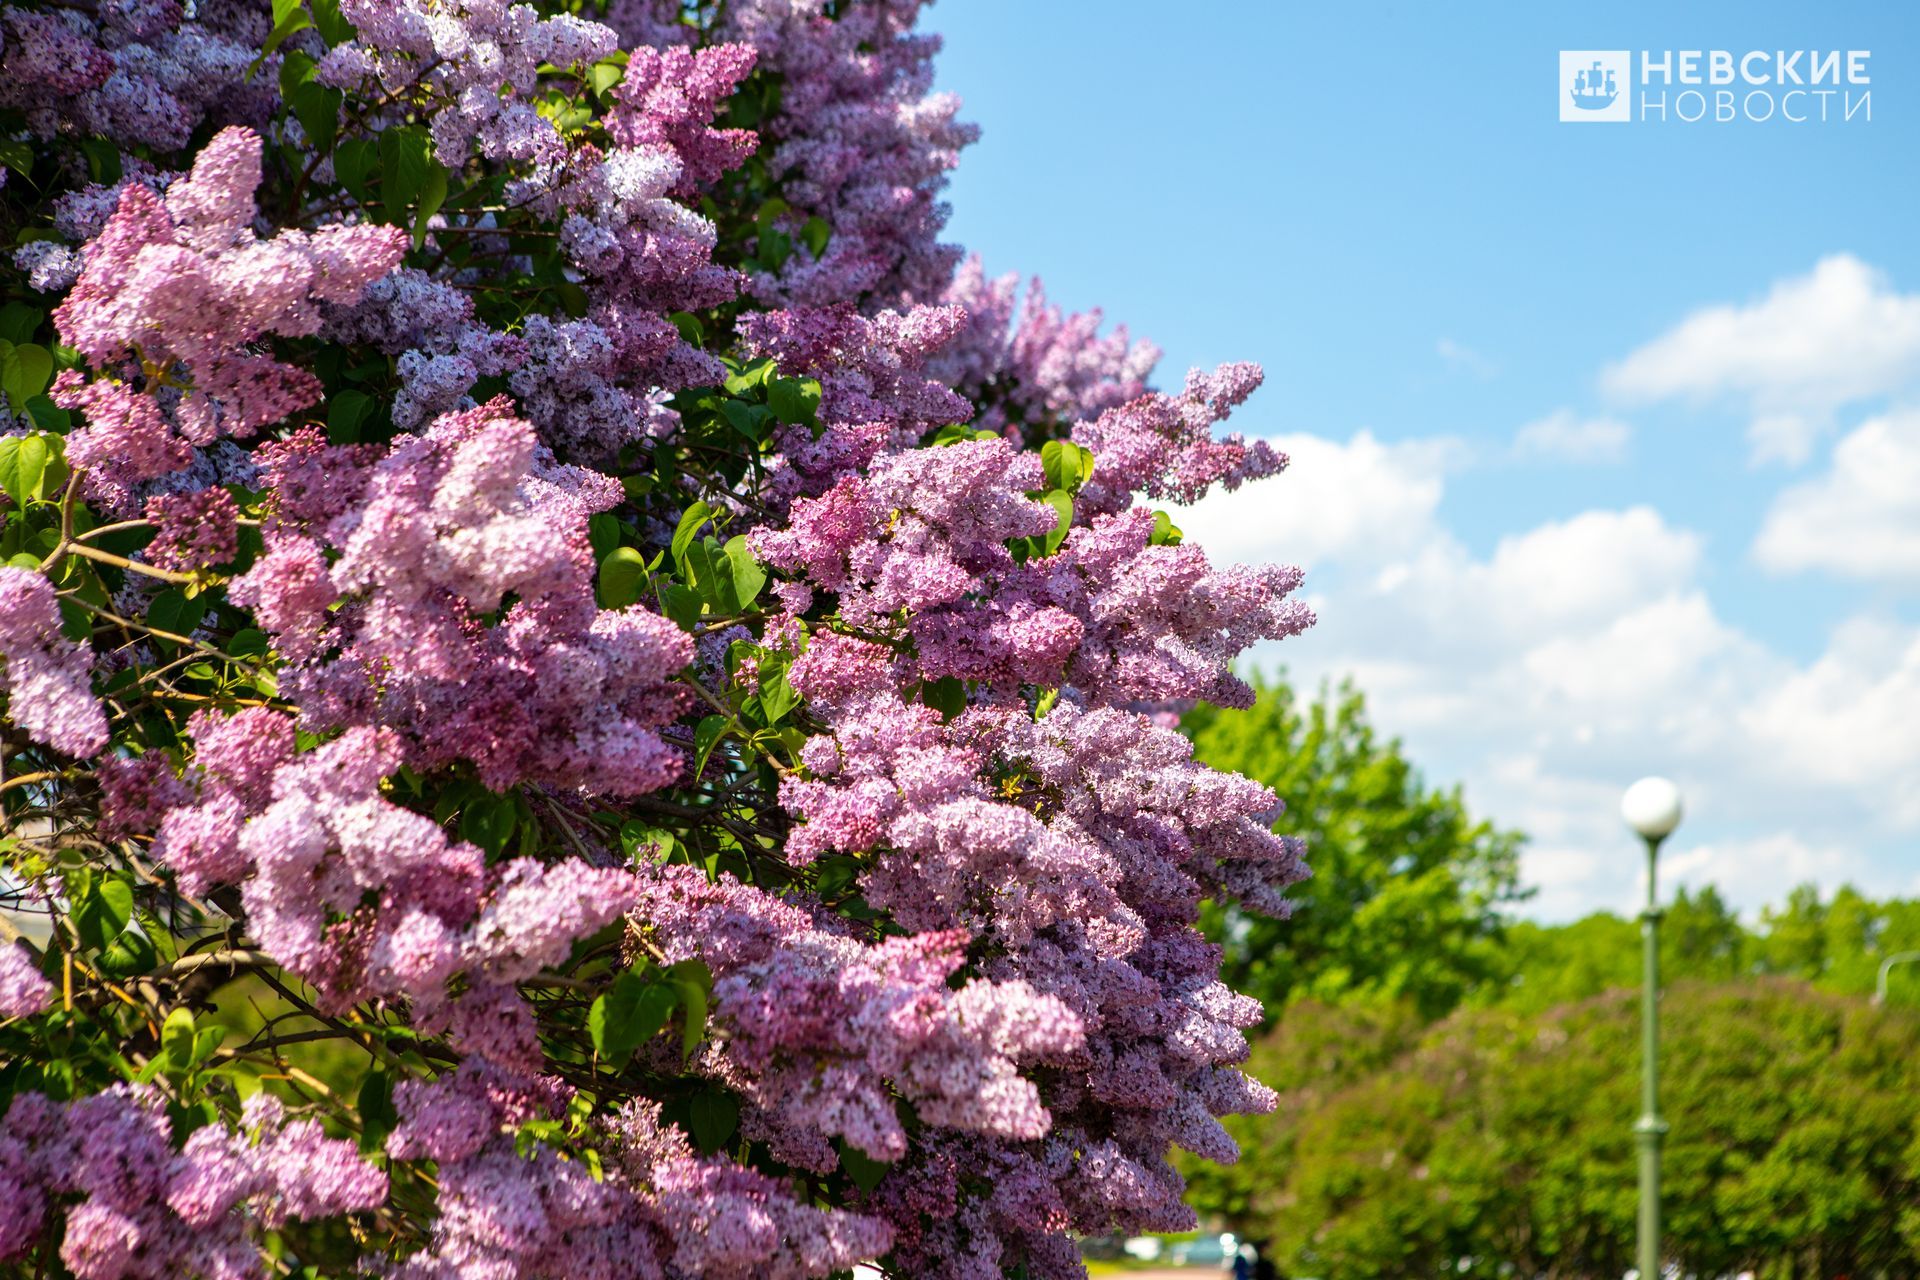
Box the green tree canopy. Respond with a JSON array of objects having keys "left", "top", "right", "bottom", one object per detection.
[
  {"left": 1183, "top": 680, "right": 1526, "bottom": 1020},
  {"left": 1220, "top": 982, "right": 1920, "bottom": 1280}
]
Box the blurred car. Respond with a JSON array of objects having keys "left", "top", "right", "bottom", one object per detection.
[{"left": 1168, "top": 1232, "right": 1240, "bottom": 1269}]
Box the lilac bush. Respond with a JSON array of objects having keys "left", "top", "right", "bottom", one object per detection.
[{"left": 0, "top": 2, "right": 1310, "bottom": 1276}]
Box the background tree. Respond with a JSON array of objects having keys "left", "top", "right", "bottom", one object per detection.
[
  {"left": 1223, "top": 982, "right": 1920, "bottom": 1280},
  {"left": 1183, "top": 679, "right": 1527, "bottom": 1020}
]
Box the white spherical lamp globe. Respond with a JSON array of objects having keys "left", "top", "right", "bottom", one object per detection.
[{"left": 1621, "top": 776, "right": 1684, "bottom": 841}]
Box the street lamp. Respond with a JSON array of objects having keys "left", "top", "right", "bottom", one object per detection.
[
  {"left": 1873, "top": 951, "right": 1920, "bottom": 1006},
  {"left": 1621, "top": 776, "right": 1682, "bottom": 1280}
]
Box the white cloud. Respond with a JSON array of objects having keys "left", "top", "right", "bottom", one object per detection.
[
  {"left": 1180, "top": 431, "right": 1920, "bottom": 920},
  {"left": 1661, "top": 834, "right": 1865, "bottom": 921},
  {"left": 1739, "top": 617, "right": 1920, "bottom": 825},
  {"left": 1437, "top": 337, "right": 1496, "bottom": 378},
  {"left": 1174, "top": 429, "right": 1460, "bottom": 571},
  {"left": 1754, "top": 410, "right": 1920, "bottom": 583},
  {"left": 1602, "top": 255, "right": 1920, "bottom": 463},
  {"left": 1512, "top": 409, "right": 1631, "bottom": 464}
]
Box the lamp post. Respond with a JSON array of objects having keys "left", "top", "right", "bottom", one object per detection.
[
  {"left": 1873, "top": 951, "right": 1920, "bottom": 1006},
  {"left": 1621, "top": 776, "right": 1683, "bottom": 1280}
]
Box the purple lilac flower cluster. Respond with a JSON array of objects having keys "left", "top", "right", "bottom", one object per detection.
[{"left": 0, "top": 2, "right": 1314, "bottom": 1277}]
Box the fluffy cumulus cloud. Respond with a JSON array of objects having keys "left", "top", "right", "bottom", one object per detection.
[
  {"left": 1602, "top": 254, "right": 1920, "bottom": 464},
  {"left": 1176, "top": 428, "right": 1920, "bottom": 920},
  {"left": 1511, "top": 408, "right": 1632, "bottom": 464},
  {"left": 1754, "top": 410, "right": 1920, "bottom": 583}
]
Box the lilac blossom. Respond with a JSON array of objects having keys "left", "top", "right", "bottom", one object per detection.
[
  {"left": 0, "top": 567, "right": 107, "bottom": 758},
  {"left": 0, "top": 1085, "right": 385, "bottom": 1276},
  {"left": 0, "top": 942, "right": 51, "bottom": 1018}
]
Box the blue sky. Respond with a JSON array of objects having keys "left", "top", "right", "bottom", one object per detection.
[{"left": 932, "top": 1, "right": 1920, "bottom": 920}]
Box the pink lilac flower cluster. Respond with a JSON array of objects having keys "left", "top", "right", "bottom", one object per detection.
[
  {"left": 234, "top": 397, "right": 694, "bottom": 796},
  {"left": 757, "top": 438, "right": 1313, "bottom": 706},
  {"left": 316, "top": 17, "right": 757, "bottom": 459},
  {"left": 933, "top": 255, "right": 1162, "bottom": 439},
  {"left": 143, "top": 487, "right": 239, "bottom": 571},
  {"left": 0, "top": 2, "right": 271, "bottom": 152},
  {"left": 51, "top": 126, "right": 406, "bottom": 511},
  {"left": 630, "top": 864, "right": 1084, "bottom": 1167},
  {"left": 0, "top": 941, "right": 52, "bottom": 1018},
  {"left": 1072, "top": 362, "right": 1291, "bottom": 513},
  {"left": 0, "top": 567, "right": 107, "bottom": 758},
  {"left": 0, "top": 1086, "right": 385, "bottom": 1279},
  {"left": 133, "top": 709, "right": 641, "bottom": 1065},
  {"left": 608, "top": 44, "right": 761, "bottom": 196},
  {"left": 698, "top": 0, "right": 976, "bottom": 307},
  {"left": 738, "top": 302, "right": 975, "bottom": 506},
  {"left": 382, "top": 1061, "right": 894, "bottom": 1280},
  {"left": 320, "top": 0, "right": 620, "bottom": 170}
]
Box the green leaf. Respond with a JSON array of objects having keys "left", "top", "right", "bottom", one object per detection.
[
  {"left": 260, "top": 3, "right": 314, "bottom": 59},
  {"left": 598, "top": 546, "right": 649, "bottom": 609},
  {"left": 411, "top": 161, "right": 450, "bottom": 249},
  {"left": 718, "top": 398, "right": 771, "bottom": 443},
  {"left": 721, "top": 536, "right": 766, "bottom": 612},
  {"left": 162, "top": 1008, "right": 196, "bottom": 1071},
  {"left": 0, "top": 138, "right": 32, "bottom": 179},
  {"left": 590, "top": 970, "right": 676, "bottom": 1067},
  {"left": 79, "top": 138, "right": 121, "bottom": 186},
  {"left": 666, "top": 311, "right": 704, "bottom": 346},
  {"left": 799, "top": 216, "right": 831, "bottom": 260},
  {"left": 657, "top": 581, "right": 702, "bottom": 632},
  {"left": 333, "top": 137, "right": 377, "bottom": 199},
  {"left": 308, "top": 0, "right": 355, "bottom": 45},
  {"left": 688, "top": 1089, "right": 739, "bottom": 1153},
  {"left": 683, "top": 537, "right": 723, "bottom": 609},
  {"left": 191, "top": 1026, "right": 225, "bottom": 1067},
  {"left": 379, "top": 126, "right": 434, "bottom": 223},
  {"left": 357, "top": 1070, "right": 397, "bottom": 1153},
  {"left": 0, "top": 303, "right": 43, "bottom": 346},
  {"left": 291, "top": 82, "right": 343, "bottom": 155},
  {"left": 1040, "top": 439, "right": 1094, "bottom": 495},
  {"left": 756, "top": 227, "right": 793, "bottom": 270},
  {"left": 279, "top": 47, "right": 318, "bottom": 98},
  {"left": 1040, "top": 490, "right": 1073, "bottom": 556},
  {"left": 692, "top": 714, "right": 728, "bottom": 781},
  {"left": 24, "top": 397, "right": 70, "bottom": 433},
  {"left": 326, "top": 389, "right": 372, "bottom": 443},
  {"left": 0, "top": 344, "right": 53, "bottom": 414},
  {"left": 587, "top": 513, "right": 620, "bottom": 561},
  {"left": 721, "top": 358, "right": 774, "bottom": 396},
  {"left": 145, "top": 589, "right": 204, "bottom": 642},
  {"left": 74, "top": 878, "right": 134, "bottom": 951},
  {"left": 767, "top": 376, "right": 822, "bottom": 427},
  {"left": 837, "top": 1139, "right": 893, "bottom": 1192},
  {"left": 98, "top": 930, "right": 158, "bottom": 978},
  {"left": 756, "top": 669, "right": 797, "bottom": 726},
  {"left": 458, "top": 790, "right": 519, "bottom": 856},
  {"left": 670, "top": 501, "right": 713, "bottom": 573},
  {"left": 589, "top": 59, "right": 627, "bottom": 96},
  {"left": 0, "top": 434, "right": 50, "bottom": 507},
  {"left": 921, "top": 675, "right": 966, "bottom": 721},
  {"left": 230, "top": 628, "right": 270, "bottom": 658},
  {"left": 929, "top": 423, "right": 998, "bottom": 447},
  {"left": 1149, "top": 509, "right": 1183, "bottom": 546},
  {"left": 669, "top": 958, "right": 711, "bottom": 1060}
]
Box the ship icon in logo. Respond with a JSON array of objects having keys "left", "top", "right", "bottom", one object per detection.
[{"left": 1570, "top": 60, "right": 1619, "bottom": 110}]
